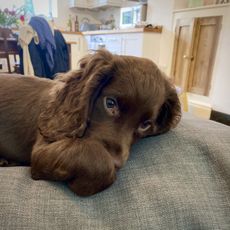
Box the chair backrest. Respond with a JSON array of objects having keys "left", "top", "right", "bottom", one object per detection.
[
  {"left": 0, "top": 27, "right": 19, "bottom": 73},
  {"left": 0, "top": 28, "right": 18, "bottom": 54},
  {"left": 0, "top": 28, "right": 13, "bottom": 39}
]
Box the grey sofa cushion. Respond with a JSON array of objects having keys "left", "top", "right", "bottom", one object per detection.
[{"left": 0, "top": 114, "right": 230, "bottom": 230}]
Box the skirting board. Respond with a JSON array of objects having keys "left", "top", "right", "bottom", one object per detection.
[{"left": 210, "top": 110, "right": 230, "bottom": 126}]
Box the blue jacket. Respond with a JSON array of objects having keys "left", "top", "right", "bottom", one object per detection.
[{"left": 29, "top": 16, "right": 56, "bottom": 72}]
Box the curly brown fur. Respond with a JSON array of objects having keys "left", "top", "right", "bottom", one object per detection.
[{"left": 0, "top": 50, "right": 181, "bottom": 196}]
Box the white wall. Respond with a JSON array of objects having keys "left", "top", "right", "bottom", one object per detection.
[
  {"left": 173, "top": 4, "right": 230, "bottom": 114},
  {"left": 146, "top": 0, "right": 175, "bottom": 74},
  {"left": 208, "top": 6, "right": 230, "bottom": 114}
]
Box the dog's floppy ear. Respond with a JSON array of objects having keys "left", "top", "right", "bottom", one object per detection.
[
  {"left": 153, "top": 75, "right": 181, "bottom": 135},
  {"left": 39, "top": 49, "right": 114, "bottom": 141}
]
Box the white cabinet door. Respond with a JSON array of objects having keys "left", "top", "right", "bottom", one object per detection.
[
  {"left": 105, "top": 34, "right": 122, "bottom": 55},
  {"left": 83, "top": 32, "right": 161, "bottom": 65},
  {"left": 84, "top": 35, "right": 92, "bottom": 51},
  {"left": 63, "top": 34, "right": 88, "bottom": 69},
  {"left": 121, "top": 33, "right": 143, "bottom": 57}
]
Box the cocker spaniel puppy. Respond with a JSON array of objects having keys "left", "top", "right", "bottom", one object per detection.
[{"left": 0, "top": 50, "right": 181, "bottom": 196}]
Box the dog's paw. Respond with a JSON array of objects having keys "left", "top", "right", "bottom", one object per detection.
[{"left": 30, "top": 168, "right": 41, "bottom": 180}]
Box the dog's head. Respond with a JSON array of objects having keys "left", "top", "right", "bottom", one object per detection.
[{"left": 37, "top": 49, "right": 181, "bottom": 195}]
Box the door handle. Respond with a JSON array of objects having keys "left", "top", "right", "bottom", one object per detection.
[{"left": 183, "top": 55, "right": 194, "bottom": 61}]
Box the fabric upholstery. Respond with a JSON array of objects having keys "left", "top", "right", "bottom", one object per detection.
[{"left": 0, "top": 113, "right": 230, "bottom": 229}]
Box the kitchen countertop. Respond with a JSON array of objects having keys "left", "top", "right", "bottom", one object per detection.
[
  {"left": 61, "top": 27, "right": 162, "bottom": 36},
  {"left": 83, "top": 27, "right": 162, "bottom": 35},
  {"left": 60, "top": 30, "right": 82, "bottom": 35}
]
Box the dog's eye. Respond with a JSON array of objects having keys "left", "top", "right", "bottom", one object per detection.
[
  {"left": 104, "top": 97, "right": 119, "bottom": 117},
  {"left": 106, "top": 97, "right": 117, "bottom": 108},
  {"left": 138, "top": 120, "right": 152, "bottom": 132}
]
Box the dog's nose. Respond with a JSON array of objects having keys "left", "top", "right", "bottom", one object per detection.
[{"left": 113, "top": 158, "right": 122, "bottom": 170}]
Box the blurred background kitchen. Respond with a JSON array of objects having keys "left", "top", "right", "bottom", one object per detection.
[{"left": 0, "top": 0, "right": 230, "bottom": 124}]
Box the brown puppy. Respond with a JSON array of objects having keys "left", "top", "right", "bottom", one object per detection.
[{"left": 0, "top": 50, "right": 181, "bottom": 196}]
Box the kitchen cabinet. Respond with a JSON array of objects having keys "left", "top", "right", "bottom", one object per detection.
[
  {"left": 121, "top": 33, "right": 161, "bottom": 64},
  {"left": 84, "top": 31, "right": 162, "bottom": 65},
  {"left": 121, "top": 34, "right": 142, "bottom": 57},
  {"left": 61, "top": 28, "right": 162, "bottom": 71},
  {"left": 105, "top": 34, "right": 122, "bottom": 55},
  {"left": 68, "top": 0, "right": 122, "bottom": 9},
  {"left": 62, "top": 33, "right": 88, "bottom": 70}
]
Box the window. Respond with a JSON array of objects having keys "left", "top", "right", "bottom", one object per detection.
[
  {"left": 122, "top": 11, "right": 133, "bottom": 25},
  {"left": 120, "top": 5, "right": 146, "bottom": 28}
]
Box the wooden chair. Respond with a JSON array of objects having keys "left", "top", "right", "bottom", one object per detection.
[
  {"left": 0, "top": 28, "right": 19, "bottom": 73},
  {"left": 179, "top": 92, "right": 188, "bottom": 112},
  {"left": 175, "top": 85, "right": 188, "bottom": 112}
]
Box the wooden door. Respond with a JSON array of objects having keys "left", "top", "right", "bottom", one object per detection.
[
  {"left": 171, "top": 18, "right": 196, "bottom": 91},
  {"left": 188, "top": 17, "right": 221, "bottom": 96},
  {"left": 171, "top": 16, "right": 221, "bottom": 96}
]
